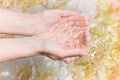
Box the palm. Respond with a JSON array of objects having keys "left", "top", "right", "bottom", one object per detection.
[
  {"left": 39, "top": 15, "right": 89, "bottom": 62},
  {"left": 40, "top": 10, "right": 80, "bottom": 26}
]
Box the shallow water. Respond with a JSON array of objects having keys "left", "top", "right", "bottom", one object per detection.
[{"left": 0, "top": 0, "right": 120, "bottom": 80}]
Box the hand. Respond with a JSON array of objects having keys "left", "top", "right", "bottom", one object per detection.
[
  {"left": 0, "top": 9, "right": 88, "bottom": 62},
  {"left": 33, "top": 9, "right": 80, "bottom": 35},
  {"left": 33, "top": 15, "right": 89, "bottom": 62},
  {"left": 110, "top": 0, "right": 120, "bottom": 20},
  {"left": 35, "top": 37, "right": 86, "bottom": 60}
]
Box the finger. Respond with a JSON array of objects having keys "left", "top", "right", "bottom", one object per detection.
[
  {"left": 68, "top": 20, "right": 89, "bottom": 27},
  {"left": 62, "top": 49, "right": 87, "bottom": 58},
  {"left": 59, "top": 16, "right": 89, "bottom": 27},
  {"left": 67, "top": 15, "right": 88, "bottom": 21},
  {"left": 44, "top": 54, "right": 60, "bottom": 60},
  {"left": 49, "top": 55, "right": 57, "bottom": 60},
  {"left": 53, "top": 9, "right": 80, "bottom": 17},
  {"left": 83, "top": 30, "right": 90, "bottom": 46},
  {"left": 75, "top": 20, "right": 89, "bottom": 27},
  {"left": 62, "top": 56, "right": 79, "bottom": 63}
]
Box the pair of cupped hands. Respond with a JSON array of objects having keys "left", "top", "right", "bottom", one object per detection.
[{"left": 25, "top": 10, "right": 89, "bottom": 63}]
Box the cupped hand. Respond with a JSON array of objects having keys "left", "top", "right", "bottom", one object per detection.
[
  {"left": 33, "top": 9, "right": 80, "bottom": 34},
  {"left": 33, "top": 15, "right": 89, "bottom": 62},
  {"left": 36, "top": 37, "right": 86, "bottom": 60},
  {"left": 32, "top": 10, "right": 89, "bottom": 62}
]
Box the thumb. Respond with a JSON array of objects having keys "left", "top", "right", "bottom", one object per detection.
[
  {"left": 61, "top": 48, "right": 87, "bottom": 58},
  {"left": 62, "top": 56, "right": 79, "bottom": 63},
  {"left": 53, "top": 9, "right": 80, "bottom": 17}
]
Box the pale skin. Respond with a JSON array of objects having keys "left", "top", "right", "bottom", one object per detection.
[
  {"left": 0, "top": 9, "right": 88, "bottom": 63},
  {"left": 110, "top": 0, "right": 120, "bottom": 20}
]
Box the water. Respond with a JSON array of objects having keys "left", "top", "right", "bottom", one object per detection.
[{"left": 0, "top": 0, "right": 120, "bottom": 80}]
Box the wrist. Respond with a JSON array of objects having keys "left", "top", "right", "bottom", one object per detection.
[
  {"left": 20, "top": 37, "right": 44, "bottom": 57},
  {"left": 31, "top": 13, "right": 47, "bottom": 35},
  {"left": 29, "top": 36, "right": 44, "bottom": 53}
]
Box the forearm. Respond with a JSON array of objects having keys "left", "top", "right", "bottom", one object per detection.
[
  {"left": 0, "top": 37, "right": 42, "bottom": 62},
  {"left": 0, "top": 9, "right": 39, "bottom": 35}
]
